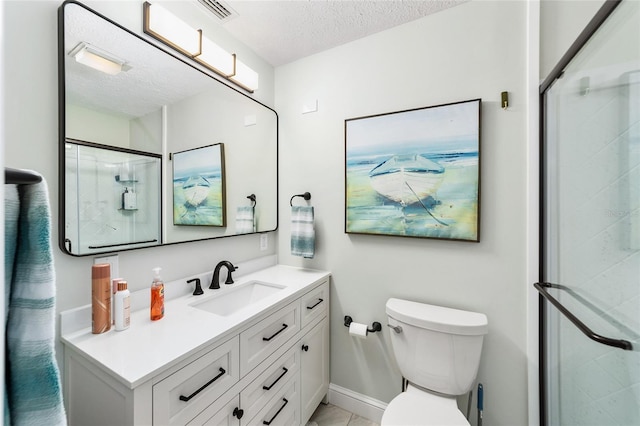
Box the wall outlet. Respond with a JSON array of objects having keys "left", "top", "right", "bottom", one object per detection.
[
  {"left": 94, "top": 255, "right": 119, "bottom": 279},
  {"left": 260, "top": 234, "right": 268, "bottom": 251}
]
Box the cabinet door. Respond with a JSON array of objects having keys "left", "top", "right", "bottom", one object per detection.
[{"left": 300, "top": 318, "right": 330, "bottom": 425}]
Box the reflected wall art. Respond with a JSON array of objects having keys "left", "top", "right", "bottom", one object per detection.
[{"left": 173, "top": 143, "right": 226, "bottom": 226}]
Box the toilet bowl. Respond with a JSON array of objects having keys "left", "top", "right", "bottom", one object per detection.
[
  {"left": 381, "top": 298, "right": 488, "bottom": 426},
  {"left": 381, "top": 384, "right": 469, "bottom": 426}
]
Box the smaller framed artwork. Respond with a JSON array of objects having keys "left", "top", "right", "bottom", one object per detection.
[
  {"left": 172, "top": 143, "right": 226, "bottom": 226},
  {"left": 345, "top": 99, "right": 481, "bottom": 242}
]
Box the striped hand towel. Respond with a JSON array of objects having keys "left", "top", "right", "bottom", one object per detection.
[
  {"left": 291, "top": 205, "right": 315, "bottom": 258},
  {"left": 5, "top": 178, "right": 67, "bottom": 425},
  {"left": 235, "top": 206, "right": 256, "bottom": 234}
]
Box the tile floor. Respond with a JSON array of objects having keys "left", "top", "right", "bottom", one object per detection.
[{"left": 308, "top": 403, "right": 379, "bottom": 426}]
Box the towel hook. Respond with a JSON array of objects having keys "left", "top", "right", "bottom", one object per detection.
[
  {"left": 290, "top": 192, "right": 311, "bottom": 206},
  {"left": 247, "top": 194, "right": 256, "bottom": 207}
]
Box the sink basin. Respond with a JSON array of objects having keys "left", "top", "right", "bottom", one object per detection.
[{"left": 190, "top": 281, "right": 286, "bottom": 316}]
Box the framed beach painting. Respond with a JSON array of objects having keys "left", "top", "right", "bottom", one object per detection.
[
  {"left": 345, "top": 99, "right": 481, "bottom": 242},
  {"left": 172, "top": 143, "right": 226, "bottom": 226}
]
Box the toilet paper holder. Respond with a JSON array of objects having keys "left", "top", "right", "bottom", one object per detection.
[{"left": 344, "top": 315, "right": 382, "bottom": 333}]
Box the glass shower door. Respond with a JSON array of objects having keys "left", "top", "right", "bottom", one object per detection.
[{"left": 540, "top": 1, "right": 640, "bottom": 425}]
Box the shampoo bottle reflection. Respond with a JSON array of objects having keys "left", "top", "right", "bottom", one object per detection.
[
  {"left": 92, "top": 263, "right": 111, "bottom": 334},
  {"left": 150, "top": 267, "right": 164, "bottom": 321}
]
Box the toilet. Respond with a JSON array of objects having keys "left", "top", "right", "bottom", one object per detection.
[{"left": 382, "top": 298, "right": 488, "bottom": 426}]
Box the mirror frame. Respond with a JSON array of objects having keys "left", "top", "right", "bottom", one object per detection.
[{"left": 57, "top": 0, "right": 279, "bottom": 256}]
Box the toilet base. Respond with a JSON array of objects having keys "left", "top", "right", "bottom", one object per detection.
[{"left": 381, "top": 384, "right": 469, "bottom": 426}]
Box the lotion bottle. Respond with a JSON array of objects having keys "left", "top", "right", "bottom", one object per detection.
[
  {"left": 114, "top": 280, "right": 130, "bottom": 331},
  {"left": 150, "top": 267, "right": 164, "bottom": 321}
]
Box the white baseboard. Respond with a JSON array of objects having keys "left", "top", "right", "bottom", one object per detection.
[{"left": 327, "top": 383, "right": 387, "bottom": 424}]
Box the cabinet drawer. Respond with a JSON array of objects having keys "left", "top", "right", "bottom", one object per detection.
[
  {"left": 247, "top": 376, "right": 300, "bottom": 426},
  {"left": 153, "top": 337, "right": 239, "bottom": 425},
  {"left": 240, "top": 345, "right": 300, "bottom": 422},
  {"left": 240, "top": 301, "right": 300, "bottom": 376},
  {"left": 300, "top": 280, "right": 329, "bottom": 329}
]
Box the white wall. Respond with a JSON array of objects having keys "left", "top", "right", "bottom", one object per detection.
[
  {"left": 540, "top": 0, "right": 607, "bottom": 80},
  {"left": 276, "top": 2, "right": 529, "bottom": 425},
  {"left": 2, "top": 0, "right": 276, "bottom": 382}
]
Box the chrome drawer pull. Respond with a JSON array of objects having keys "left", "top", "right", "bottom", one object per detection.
[
  {"left": 306, "top": 298, "right": 323, "bottom": 310},
  {"left": 262, "top": 324, "right": 288, "bottom": 341},
  {"left": 262, "top": 367, "right": 289, "bottom": 391},
  {"left": 179, "top": 367, "right": 225, "bottom": 402},
  {"left": 262, "top": 398, "right": 288, "bottom": 425}
]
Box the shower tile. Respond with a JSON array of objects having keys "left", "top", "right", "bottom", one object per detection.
[
  {"left": 573, "top": 360, "right": 624, "bottom": 400},
  {"left": 570, "top": 399, "right": 618, "bottom": 426},
  {"left": 599, "top": 383, "right": 640, "bottom": 425},
  {"left": 595, "top": 346, "right": 640, "bottom": 388}
]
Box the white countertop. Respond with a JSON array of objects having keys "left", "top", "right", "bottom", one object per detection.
[{"left": 61, "top": 264, "right": 330, "bottom": 389}]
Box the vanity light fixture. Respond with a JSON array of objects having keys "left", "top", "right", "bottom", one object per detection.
[
  {"left": 196, "top": 36, "right": 236, "bottom": 77},
  {"left": 143, "top": 2, "right": 202, "bottom": 57},
  {"left": 70, "top": 42, "right": 129, "bottom": 75},
  {"left": 143, "top": 1, "right": 259, "bottom": 93},
  {"left": 229, "top": 57, "right": 259, "bottom": 92}
]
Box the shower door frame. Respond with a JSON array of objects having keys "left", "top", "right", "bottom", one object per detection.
[{"left": 537, "top": 1, "right": 625, "bottom": 425}]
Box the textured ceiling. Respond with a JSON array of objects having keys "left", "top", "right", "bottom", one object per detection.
[
  {"left": 63, "top": 1, "right": 467, "bottom": 117},
  {"left": 219, "top": 1, "right": 468, "bottom": 66}
]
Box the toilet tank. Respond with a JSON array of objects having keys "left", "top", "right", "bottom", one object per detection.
[{"left": 386, "top": 298, "right": 488, "bottom": 396}]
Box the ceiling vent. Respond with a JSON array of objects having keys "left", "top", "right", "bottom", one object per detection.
[{"left": 197, "top": 0, "right": 237, "bottom": 22}]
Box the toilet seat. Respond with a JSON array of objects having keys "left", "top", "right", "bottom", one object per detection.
[{"left": 381, "top": 385, "right": 470, "bottom": 426}]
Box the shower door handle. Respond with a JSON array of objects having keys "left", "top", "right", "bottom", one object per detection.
[{"left": 534, "top": 282, "right": 632, "bottom": 350}]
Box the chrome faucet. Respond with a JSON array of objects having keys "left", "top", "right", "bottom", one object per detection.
[{"left": 210, "top": 260, "right": 237, "bottom": 289}]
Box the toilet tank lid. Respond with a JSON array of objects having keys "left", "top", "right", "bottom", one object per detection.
[{"left": 386, "top": 298, "right": 488, "bottom": 336}]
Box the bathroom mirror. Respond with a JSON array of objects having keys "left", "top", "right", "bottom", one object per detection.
[{"left": 58, "top": 1, "right": 278, "bottom": 256}]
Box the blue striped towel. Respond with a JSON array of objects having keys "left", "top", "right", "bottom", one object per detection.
[
  {"left": 4, "top": 178, "right": 67, "bottom": 425},
  {"left": 235, "top": 206, "right": 256, "bottom": 234},
  {"left": 291, "top": 206, "right": 315, "bottom": 258}
]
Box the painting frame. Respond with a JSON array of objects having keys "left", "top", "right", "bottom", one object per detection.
[
  {"left": 172, "top": 143, "right": 226, "bottom": 227},
  {"left": 345, "top": 99, "right": 481, "bottom": 242}
]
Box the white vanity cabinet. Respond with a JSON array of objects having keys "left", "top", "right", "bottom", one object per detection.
[{"left": 63, "top": 269, "right": 330, "bottom": 426}]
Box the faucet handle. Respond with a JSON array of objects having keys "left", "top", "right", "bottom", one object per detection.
[
  {"left": 188, "top": 278, "right": 204, "bottom": 295},
  {"left": 225, "top": 265, "right": 238, "bottom": 285}
]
